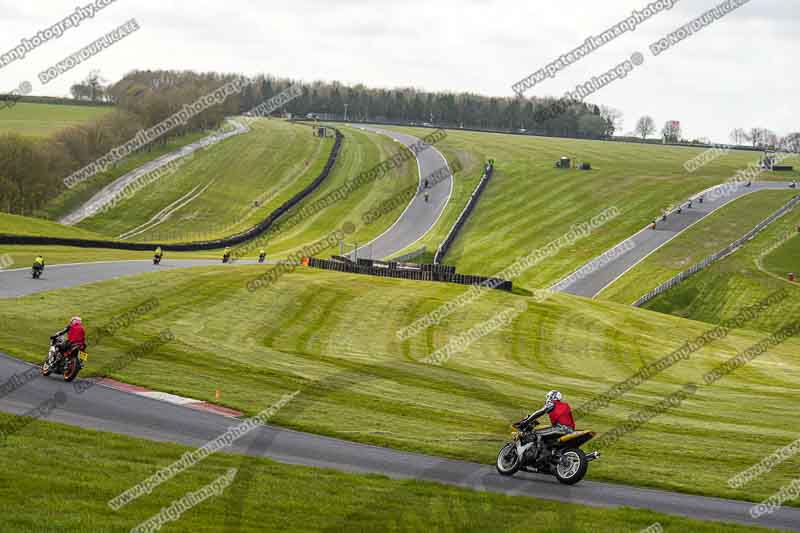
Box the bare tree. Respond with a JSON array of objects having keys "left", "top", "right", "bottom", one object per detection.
[
  {"left": 662, "top": 120, "right": 682, "bottom": 143},
  {"left": 749, "top": 128, "right": 767, "bottom": 148},
  {"left": 729, "top": 128, "right": 748, "bottom": 146},
  {"left": 783, "top": 133, "right": 800, "bottom": 152},
  {"left": 635, "top": 115, "right": 656, "bottom": 140},
  {"left": 70, "top": 83, "right": 91, "bottom": 101},
  {"left": 763, "top": 129, "right": 778, "bottom": 148},
  {"left": 600, "top": 105, "right": 623, "bottom": 137}
]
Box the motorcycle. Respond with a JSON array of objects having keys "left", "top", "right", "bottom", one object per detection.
[
  {"left": 153, "top": 254, "right": 162, "bottom": 265},
  {"left": 258, "top": 253, "right": 266, "bottom": 264},
  {"left": 41, "top": 334, "right": 87, "bottom": 382},
  {"left": 496, "top": 418, "right": 600, "bottom": 485},
  {"left": 222, "top": 253, "right": 231, "bottom": 264},
  {"left": 32, "top": 265, "right": 43, "bottom": 279}
]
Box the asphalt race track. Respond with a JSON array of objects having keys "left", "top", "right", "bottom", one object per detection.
[
  {"left": 552, "top": 181, "right": 798, "bottom": 298},
  {"left": 346, "top": 126, "right": 453, "bottom": 260},
  {"left": 0, "top": 259, "right": 267, "bottom": 298},
  {"left": 3, "top": 176, "right": 799, "bottom": 528},
  {"left": 0, "top": 350, "right": 798, "bottom": 531}
]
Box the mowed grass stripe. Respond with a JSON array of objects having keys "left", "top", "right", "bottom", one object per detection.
[{"left": 0, "top": 267, "right": 798, "bottom": 503}]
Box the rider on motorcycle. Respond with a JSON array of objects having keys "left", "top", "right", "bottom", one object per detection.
[
  {"left": 515, "top": 390, "right": 575, "bottom": 458},
  {"left": 154, "top": 246, "right": 163, "bottom": 259},
  {"left": 52, "top": 317, "right": 86, "bottom": 362},
  {"left": 223, "top": 247, "right": 232, "bottom": 262},
  {"left": 33, "top": 255, "right": 45, "bottom": 272}
]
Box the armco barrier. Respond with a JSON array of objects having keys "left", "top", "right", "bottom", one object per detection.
[
  {"left": 633, "top": 194, "right": 800, "bottom": 307},
  {"left": 0, "top": 128, "right": 344, "bottom": 252},
  {"left": 307, "top": 257, "right": 512, "bottom": 291},
  {"left": 434, "top": 161, "right": 494, "bottom": 264}
]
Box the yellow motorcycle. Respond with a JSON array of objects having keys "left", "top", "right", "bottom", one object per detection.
[{"left": 496, "top": 418, "right": 600, "bottom": 485}]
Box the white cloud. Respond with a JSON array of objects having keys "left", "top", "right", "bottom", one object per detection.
[{"left": 0, "top": 0, "right": 796, "bottom": 142}]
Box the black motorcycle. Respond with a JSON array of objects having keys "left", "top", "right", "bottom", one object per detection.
[
  {"left": 41, "top": 334, "right": 86, "bottom": 382},
  {"left": 222, "top": 253, "right": 231, "bottom": 264},
  {"left": 496, "top": 418, "right": 600, "bottom": 485},
  {"left": 153, "top": 254, "right": 162, "bottom": 265},
  {"left": 32, "top": 264, "right": 43, "bottom": 279},
  {"left": 258, "top": 253, "right": 266, "bottom": 264}
]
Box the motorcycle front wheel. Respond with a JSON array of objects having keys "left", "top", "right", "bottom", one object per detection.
[
  {"left": 63, "top": 356, "right": 81, "bottom": 382},
  {"left": 496, "top": 443, "right": 521, "bottom": 476}
]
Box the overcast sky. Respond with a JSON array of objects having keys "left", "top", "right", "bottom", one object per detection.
[{"left": 1, "top": 0, "right": 795, "bottom": 142}]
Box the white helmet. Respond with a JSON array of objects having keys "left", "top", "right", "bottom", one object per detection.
[
  {"left": 546, "top": 390, "right": 562, "bottom": 403},
  {"left": 70, "top": 316, "right": 82, "bottom": 325}
]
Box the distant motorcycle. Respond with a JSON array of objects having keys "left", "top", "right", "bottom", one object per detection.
[
  {"left": 496, "top": 417, "right": 600, "bottom": 485},
  {"left": 32, "top": 264, "right": 44, "bottom": 279},
  {"left": 153, "top": 254, "right": 162, "bottom": 265},
  {"left": 41, "top": 333, "right": 87, "bottom": 382},
  {"left": 258, "top": 253, "right": 266, "bottom": 264},
  {"left": 222, "top": 253, "right": 231, "bottom": 264}
]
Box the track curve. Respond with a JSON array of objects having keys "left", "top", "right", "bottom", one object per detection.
[{"left": 347, "top": 126, "right": 453, "bottom": 260}]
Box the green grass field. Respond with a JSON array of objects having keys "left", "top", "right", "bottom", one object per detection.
[
  {"left": 763, "top": 227, "right": 800, "bottom": 278},
  {"left": 42, "top": 130, "right": 210, "bottom": 221},
  {"left": 72, "top": 121, "right": 418, "bottom": 258},
  {"left": 0, "top": 212, "right": 105, "bottom": 240},
  {"left": 600, "top": 190, "right": 799, "bottom": 304},
  {"left": 0, "top": 267, "right": 798, "bottom": 506},
  {"left": 3, "top": 126, "right": 800, "bottom": 531},
  {"left": 0, "top": 416, "right": 764, "bottom": 533},
  {"left": 384, "top": 128, "right": 799, "bottom": 287},
  {"left": 646, "top": 204, "right": 800, "bottom": 333},
  {"left": 76, "top": 120, "right": 328, "bottom": 242},
  {"left": 0, "top": 102, "right": 113, "bottom": 137}
]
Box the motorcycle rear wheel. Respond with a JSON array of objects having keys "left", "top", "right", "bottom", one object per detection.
[
  {"left": 554, "top": 448, "right": 588, "bottom": 485},
  {"left": 496, "top": 443, "right": 521, "bottom": 476}
]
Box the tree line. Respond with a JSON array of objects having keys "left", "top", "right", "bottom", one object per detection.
[
  {"left": 2, "top": 69, "right": 626, "bottom": 217},
  {"left": 633, "top": 115, "right": 799, "bottom": 150},
  {"left": 1, "top": 70, "right": 241, "bottom": 216}
]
